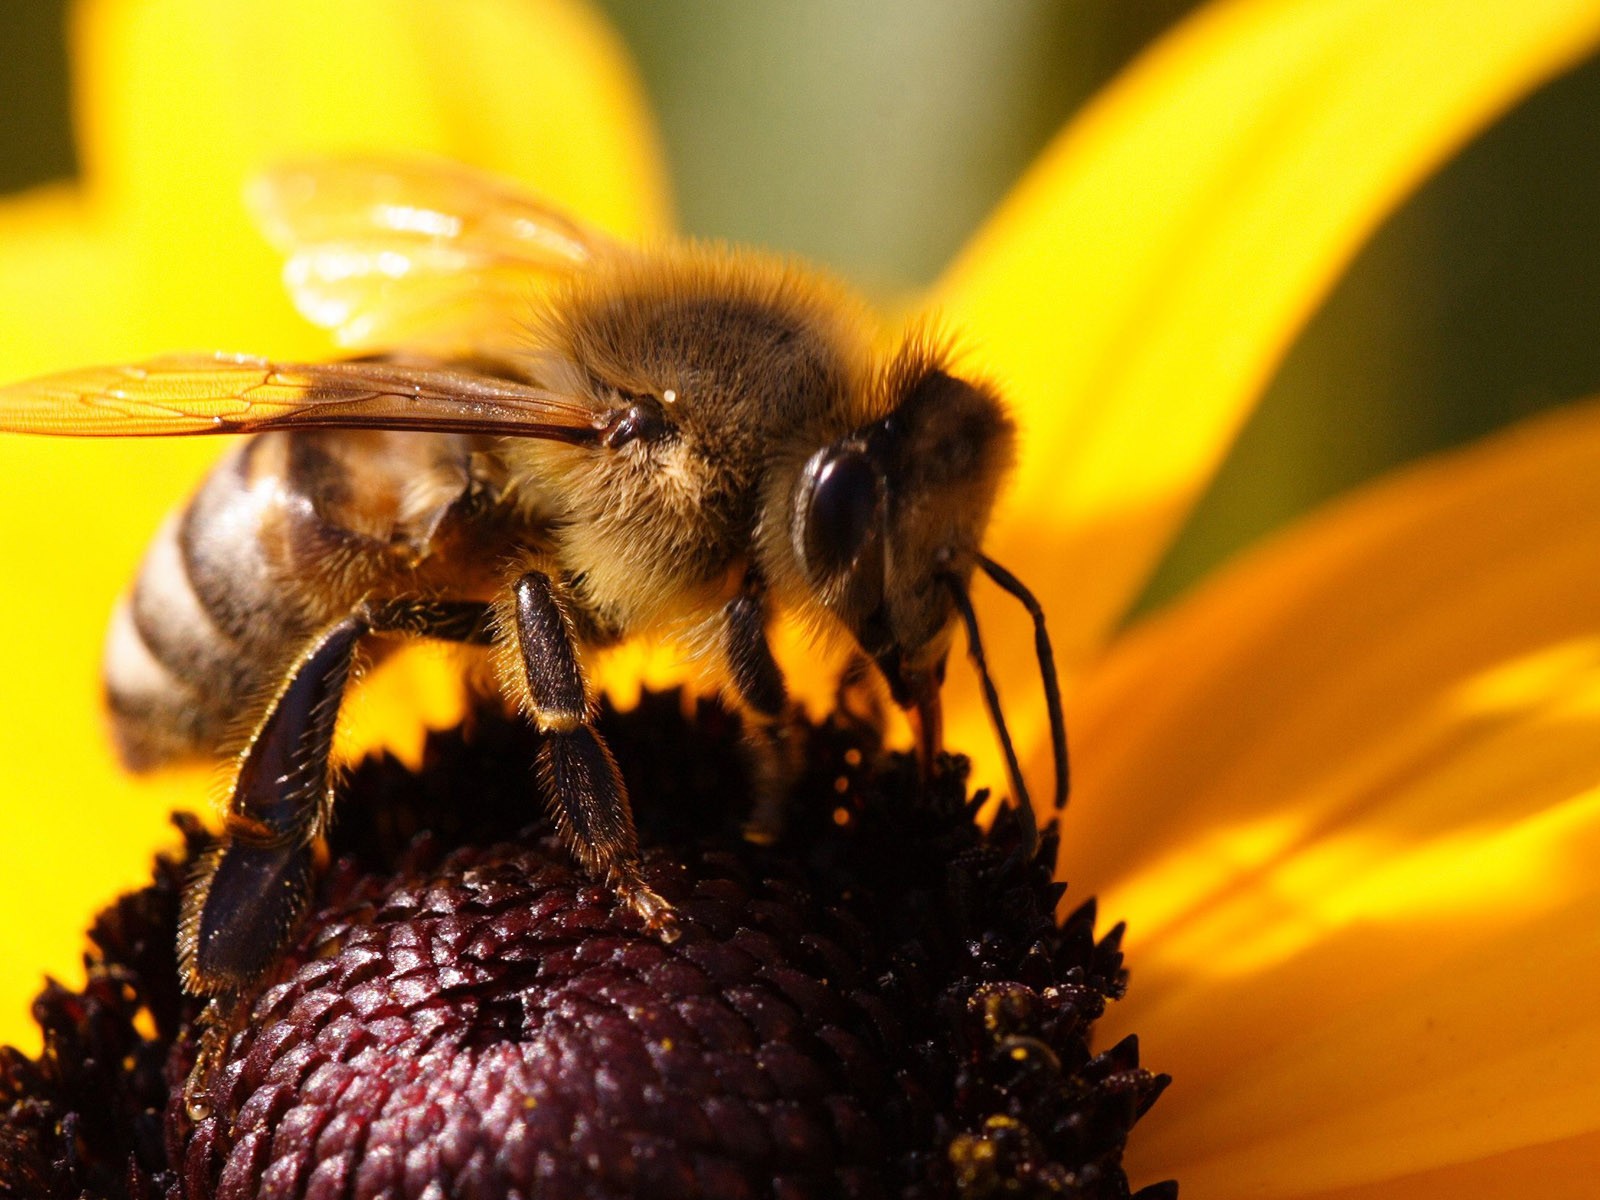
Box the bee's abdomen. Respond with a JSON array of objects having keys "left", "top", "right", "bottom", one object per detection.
[
  {"left": 103, "top": 440, "right": 314, "bottom": 769},
  {"left": 103, "top": 429, "right": 490, "bottom": 770}
]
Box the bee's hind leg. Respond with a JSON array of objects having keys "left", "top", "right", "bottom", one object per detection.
[
  {"left": 178, "top": 599, "right": 493, "bottom": 1116},
  {"left": 179, "top": 600, "right": 494, "bottom": 997},
  {"left": 505, "top": 571, "right": 678, "bottom": 941},
  {"left": 179, "top": 617, "right": 361, "bottom": 1000}
]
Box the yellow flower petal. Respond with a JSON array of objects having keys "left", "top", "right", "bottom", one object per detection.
[
  {"left": 1145, "top": 870, "right": 1600, "bottom": 1197},
  {"left": 1061, "top": 401, "right": 1600, "bottom": 1193},
  {"left": 1278, "top": 1130, "right": 1600, "bottom": 1200},
  {"left": 70, "top": 0, "right": 669, "bottom": 359},
  {"left": 0, "top": 0, "right": 667, "bottom": 1053},
  {"left": 929, "top": 0, "right": 1600, "bottom": 712}
]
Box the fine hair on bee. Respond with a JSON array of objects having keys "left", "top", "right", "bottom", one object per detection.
[{"left": 0, "top": 155, "right": 1070, "bottom": 1114}]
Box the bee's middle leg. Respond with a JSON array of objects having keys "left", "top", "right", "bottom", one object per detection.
[
  {"left": 720, "top": 574, "right": 797, "bottom": 844},
  {"left": 179, "top": 600, "right": 494, "bottom": 996},
  {"left": 504, "top": 570, "right": 677, "bottom": 941}
]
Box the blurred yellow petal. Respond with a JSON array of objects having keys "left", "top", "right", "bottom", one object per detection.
[
  {"left": 1060, "top": 402, "right": 1600, "bottom": 1194},
  {"left": 0, "top": 0, "right": 667, "bottom": 1052},
  {"left": 931, "top": 0, "right": 1600, "bottom": 703},
  {"left": 1278, "top": 1130, "right": 1600, "bottom": 1200},
  {"left": 0, "top": 186, "right": 124, "bottom": 367},
  {"left": 1147, "top": 870, "right": 1600, "bottom": 1197},
  {"left": 71, "top": 0, "right": 669, "bottom": 361}
]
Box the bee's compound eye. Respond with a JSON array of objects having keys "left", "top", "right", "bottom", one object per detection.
[
  {"left": 802, "top": 448, "right": 881, "bottom": 579},
  {"left": 601, "top": 402, "right": 667, "bottom": 448}
]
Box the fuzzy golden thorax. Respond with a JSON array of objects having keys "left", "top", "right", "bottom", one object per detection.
[
  {"left": 490, "top": 245, "right": 1012, "bottom": 721},
  {"left": 502, "top": 244, "right": 879, "bottom": 641}
]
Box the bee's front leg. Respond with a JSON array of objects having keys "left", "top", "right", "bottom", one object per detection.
[
  {"left": 719, "top": 571, "right": 797, "bottom": 844},
  {"left": 501, "top": 571, "right": 678, "bottom": 940}
]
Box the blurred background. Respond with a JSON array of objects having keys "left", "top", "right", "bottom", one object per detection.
[{"left": 2, "top": 0, "right": 1599, "bottom": 615}]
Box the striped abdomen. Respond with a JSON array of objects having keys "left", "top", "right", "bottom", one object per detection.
[{"left": 103, "top": 429, "right": 492, "bottom": 769}]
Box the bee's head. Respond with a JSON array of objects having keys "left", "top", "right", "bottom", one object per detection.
[{"left": 791, "top": 348, "right": 1015, "bottom": 752}]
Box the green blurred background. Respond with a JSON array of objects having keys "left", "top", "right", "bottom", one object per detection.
[{"left": 2, "top": 1, "right": 1598, "bottom": 617}]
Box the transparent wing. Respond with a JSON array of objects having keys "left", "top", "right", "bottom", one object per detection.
[
  {"left": 0, "top": 353, "right": 606, "bottom": 442},
  {"left": 250, "top": 155, "right": 618, "bottom": 354}
]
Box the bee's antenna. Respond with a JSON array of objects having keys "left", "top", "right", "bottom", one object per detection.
[
  {"left": 942, "top": 572, "right": 1039, "bottom": 854},
  {"left": 978, "top": 555, "right": 1069, "bottom": 811}
]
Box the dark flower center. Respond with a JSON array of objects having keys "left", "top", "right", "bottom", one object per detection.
[{"left": 1, "top": 691, "right": 1172, "bottom": 1199}]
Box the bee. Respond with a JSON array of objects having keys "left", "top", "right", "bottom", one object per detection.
[{"left": 0, "top": 157, "right": 1067, "bottom": 1007}]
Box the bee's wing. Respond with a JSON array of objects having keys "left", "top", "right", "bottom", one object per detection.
[
  {"left": 250, "top": 155, "right": 617, "bottom": 354},
  {"left": 0, "top": 353, "right": 606, "bottom": 442}
]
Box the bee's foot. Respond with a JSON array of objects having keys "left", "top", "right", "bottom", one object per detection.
[
  {"left": 183, "top": 1066, "right": 215, "bottom": 1122},
  {"left": 621, "top": 881, "right": 681, "bottom": 944},
  {"left": 181, "top": 999, "right": 232, "bottom": 1122}
]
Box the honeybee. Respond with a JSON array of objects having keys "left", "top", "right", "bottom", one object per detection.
[{"left": 0, "top": 158, "right": 1066, "bottom": 1009}]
